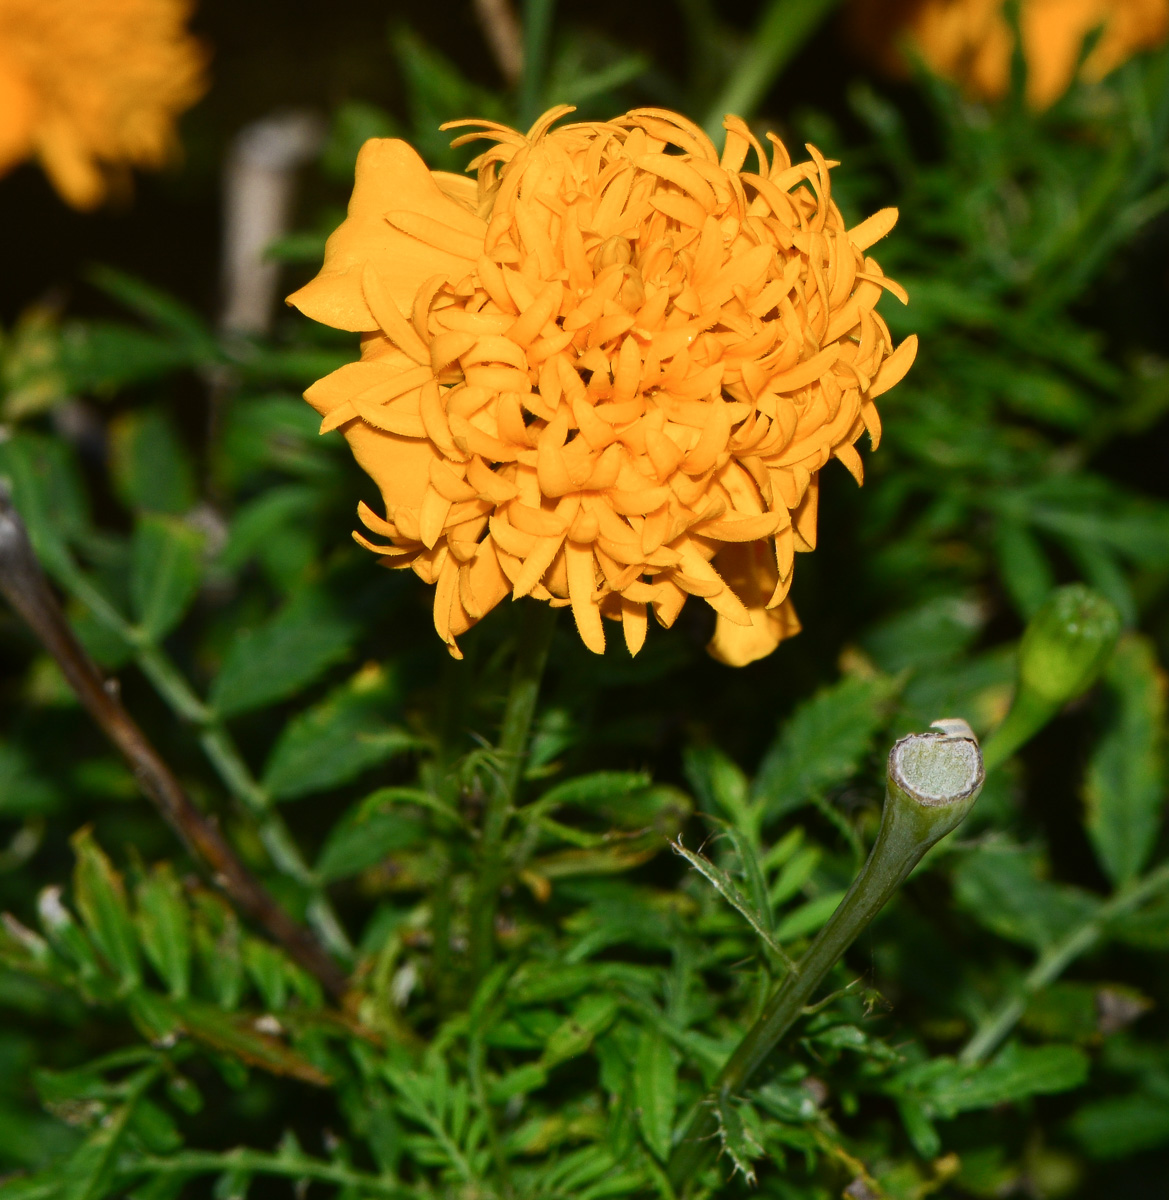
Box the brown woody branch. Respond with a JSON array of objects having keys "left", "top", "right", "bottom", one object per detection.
[{"left": 0, "top": 493, "right": 349, "bottom": 1001}]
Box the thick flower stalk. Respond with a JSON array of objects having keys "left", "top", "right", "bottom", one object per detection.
[
  {"left": 289, "top": 107, "right": 917, "bottom": 664},
  {"left": 0, "top": 0, "right": 206, "bottom": 209},
  {"left": 854, "top": 0, "right": 1169, "bottom": 109}
]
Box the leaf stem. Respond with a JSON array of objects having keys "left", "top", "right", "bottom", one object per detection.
[
  {"left": 468, "top": 601, "right": 557, "bottom": 981},
  {"left": 960, "top": 858, "right": 1169, "bottom": 1064},
  {"left": 127, "top": 1151, "right": 413, "bottom": 1196},
  {"left": 668, "top": 724, "right": 984, "bottom": 1191}
]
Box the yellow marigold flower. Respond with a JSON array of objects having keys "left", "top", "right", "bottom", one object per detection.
[
  {"left": 289, "top": 108, "right": 916, "bottom": 665},
  {"left": 0, "top": 0, "right": 207, "bottom": 209},
  {"left": 854, "top": 0, "right": 1169, "bottom": 109}
]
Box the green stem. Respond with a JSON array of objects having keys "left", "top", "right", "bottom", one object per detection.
[
  {"left": 468, "top": 601, "right": 557, "bottom": 981},
  {"left": 702, "top": 0, "right": 843, "bottom": 140},
  {"left": 668, "top": 725, "right": 984, "bottom": 1191},
  {"left": 128, "top": 1152, "right": 411, "bottom": 1197},
  {"left": 519, "top": 0, "right": 557, "bottom": 128},
  {"left": 960, "top": 859, "right": 1169, "bottom": 1064}
]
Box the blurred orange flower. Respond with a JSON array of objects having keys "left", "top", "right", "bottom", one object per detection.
[
  {"left": 289, "top": 108, "right": 916, "bottom": 665},
  {"left": 854, "top": 0, "right": 1169, "bottom": 108},
  {"left": 0, "top": 0, "right": 206, "bottom": 209}
]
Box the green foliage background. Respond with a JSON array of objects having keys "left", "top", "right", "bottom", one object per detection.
[{"left": 1, "top": 1, "right": 1169, "bottom": 1197}]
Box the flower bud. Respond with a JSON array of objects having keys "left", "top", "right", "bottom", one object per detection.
[{"left": 1018, "top": 584, "right": 1121, "bottom": 707}]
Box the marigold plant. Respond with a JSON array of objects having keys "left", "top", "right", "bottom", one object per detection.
[
  {"left": 290, "top": 108, "right": 916, "bottom": 665},
  {"left": 854, "top": 0, "right": 1169, "bottom": 108},
  {"left": 0, "top": 0, "right": 206, "bottom": 208}
]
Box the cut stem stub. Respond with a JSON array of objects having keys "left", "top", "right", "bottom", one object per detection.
[{"left": 667, "top": 720, "right": 985, "bottom": 1191}]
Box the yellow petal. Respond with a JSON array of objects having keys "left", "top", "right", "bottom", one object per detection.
[{"left": 287, "top": 139, "right": 485, "bottom": 332}]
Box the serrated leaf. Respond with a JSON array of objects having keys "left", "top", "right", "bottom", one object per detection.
[
  {"left": 862, "top": 594, "right": 985, "bottom": 673},
  {"left": 126, "top": 1098, "right": 182, "bottom": 1154},
  {"left": 952, "top": 844, "right": 1099, "bottom": 950},
  {"left": 672, "top": 837, "right": 790, "bottom": 967},
  {"left": 192, "top": 894, "right": 244, "bottom": 1010},
  {"left": 634, "top": 1027, "right": 676, "bottom": 1162},
  {"left": 243, "top": 940, "right": 288, "bottom": 1012},
  {"left": 752, "top": 675, "right": 897, "bottom": 819},
  {"left": 715, "top": 1098, "right": 764, "bottom": 1184},
  {"left": 70, "top": 830, "right": 139, "bottom": 990},
  {"left": 209, "top": 589, "right": 357, "bottom": 719},
  {"left": 47, "top": 1066, "right": 157, "bottom": 1200},
  {"left": 541, "top": 995, "right": 620, "bottom": 1068},
  {"left": 134, "top": 863, "right": 191, "bottom": 999},
  {"left": 314, "top": 798, "right": 428, "bottom": 883},
  {"left": 169, "top": 998, "right": 331, "bottom": 1086},
  {"left": 109, "top": 410, "right": 196, "bottom": 515},
  {"left": 892, "top": 1042, "right": 1089, "bottom": 1119},
  {"left": 129, "top": 514, "right": 204, "bottom": 642},
  {"left": 1084, "top": 635, "right": 1167, "bottom": 886},
  {"left": 262, "top": 664, "right": 417, "bottom": 801}
]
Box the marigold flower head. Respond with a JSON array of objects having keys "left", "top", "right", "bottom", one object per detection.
[
  {"left": 289, "top": 107, "right": 916, "bottom": 665},
  {"left": 854, "top": 0, "right": 1169, "bottom": 108},
  {"left": 0, "top": 0, "right": 207, "bottom": 209}
]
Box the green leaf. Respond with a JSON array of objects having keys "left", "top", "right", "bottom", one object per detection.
[
  {"left": 129, "top": 514, "right": 204, "bottom": 642},
  {"left": 893, "top": 1043, "right": 1089, "bottom": 1120},
  {"left": 683, "top": 745, "right": 752, "bottom": 829},
  {"left": 541, "top": 995, "right": 620, "bottom": 1068},
  {"left": 994, "top": 519, "right": 1055, "bottom": 619},
  {"left": 70, "top": 830, "right": 140, "bottom": 990},
  {"left": 262, "top": 664, "right": 416, "bottom": 801},
  {"left": 952, "top": 844, "right": 1099, "bottom": 950},
  {"left": 170, "top": 998, "right": 331, "bottom": 1085},
  {"left": 209, "top": 589, "right": 358, "bottom": 719},
  {"left": 88, "top": 267, "right": 217, "bottom": 355},
  {"left": 134, "top": 863, "right": 192, "bottom": 999},
  {"left": 315, "top": 799, "right": 428, "bottom": 883},
  {"left": 715, "top": 1097, "right": 764, "bottom": 1184},
  {"left": 862, "top": 594, "right": 985, "bottom": 673},
  {"left": 243, "top": 941, "right": 288, "bottom": 1012},
  {"left": 1084, "top": 635, "right": 1167, "bottom": 886},
  {"left": 59, "top": 322, "right": 200, "bottom": 394},
  {"left": 774, "top": 890, "right": 846, "bottom": 941},
  {"left": 218, "top": 486, "right": 318, "bottom": 580},
  {"left": 45, "top": 1065, "right": 158, "bottom": 1200},
  {"left": 109, "top": 410, "right": 196, "bottom": 515},
  {"left": 215, "top": 394, "right": 333, "bottom": 491},
  {"left": 752, "top": 674, "right": 896, "bottom": 819},
  {"left": 634, "top": 1027, "right": 677, "bottom": 1162},
  {"left": 0, "top": 744, "right": 60, "bottom": 817},
  {"left": 533, "top": 771, "right": 652, "bottom": 815},
  {"left": 1071, "top": 1091, "right": 1169, "bottom": 1159},
  {"left": 0, "top": 432, "right": 90, "bottom": 573},
  {"left": 192, "top": 894, "right": 244, "bottom": 1010}
]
